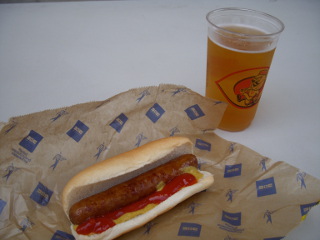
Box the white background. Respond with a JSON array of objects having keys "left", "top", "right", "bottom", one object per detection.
[{"left": 0, "top": 0, "right": 319, "bottom": 239}]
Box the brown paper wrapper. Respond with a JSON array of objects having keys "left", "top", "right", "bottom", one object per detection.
[{"left": 0, "top": 84, "right": 319, "bottom": 240}]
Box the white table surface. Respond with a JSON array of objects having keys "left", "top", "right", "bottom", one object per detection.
[{"left": 0, "top": 0, "right": 319, "bottom": 239}]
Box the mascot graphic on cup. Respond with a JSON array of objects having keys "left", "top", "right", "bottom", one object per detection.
[{"left": 234, "top": 69, "right": 268, "bottom": 107}]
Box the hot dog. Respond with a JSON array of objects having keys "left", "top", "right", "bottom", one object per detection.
[
  {"left": 69, "top": 154, "right": 198, "bottom": 225},
  {"left": 61, "top": 137, "right": 214, "bottom": 240}
]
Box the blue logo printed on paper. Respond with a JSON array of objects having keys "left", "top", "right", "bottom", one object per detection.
[
  {"left": 30, "top": 182, "right": 53, "bottom": 206},
  {"left": 226, "top": 189, "right": 238, "bottom": 202},
  {"left": 11, "top": 148, "right": 31, "bottom": 163},
  {"left": 256, "top": 177, "right": 277, "bottom": 197},
  {"left": 51, "top": 230, "right": 75, "bottom": 240},
  {"left": 136, "top": 89, "right": 151, "bottom": 103},
  {"left": 110, "top": 113, "right": 128, "bottom": 133},
  {"left": 94, "top": 143, "right": 108, "bottom": 161},
  {"left": 169, "top": 126, "right": 180, "bottom": 136},
  {"left": 146, "top": 103, "right": 165, "bottom": 123},
  {"left": 195, "top": 139, "right": 211, "bottom": 151},
  {"left": 178, "top": 222, "right": 202, "bottom": 237},
  {"left": 224, "top": 164, "right": 242, "bottom": 178},
  {"left": 260, "top": 157, "right": 268, "bottom": 171},
  {"left": 188, "top": 201, "right": 202, "bottom": 214},
  {"left": 135, "top": 133, "right": 147, "bottom": 147},
  {"left": 222, "top": 211, "right": 241, "bottom": 226},
  {"left": 185, "top": 104, "right": 205, "bottom": 120},
  {"left": 296, "top": 171, "right": 307, "bottom": 189},
  {"left": 171, "top": 88, "right": 187, "bottom": 96},
  {"left": 19, "top": 130, "right": 43, "bottom": 153},
  {"left": 50, "top": 109, "right": 68, "bottom": 122},
  {"left": 264, "top": 210, "right": 276, "bottom": 224},
  {"left": 229, "top": 143, "right": 236, "bottom": 153},
  {"left": 300, "top": 201, "right": 319, "bottom": 217},
  {"left": 3, "top": 163, "right": 20, "bottom": 181},
  {"left": 50, "top": 153, "right": 66, "bottom": 170},
  {"left": 0, "top": 199, "right": 7, "bottom": 215},
  {"left": 143, "top": 222, "right": 157, "bottom": 235},
  {"left": 218, "top": 223, "right": 244, "bottom": 233},
  {"left": 67, "top": 120, "right": 89, "bottom": 142},
  {"left": 19, "top": 217, "right": 34, "bottom": 232},
  {"left": 4, "top": 120, "right": 17, "bottom": 134}
]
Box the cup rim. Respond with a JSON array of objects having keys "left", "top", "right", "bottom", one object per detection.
[{"left": 206, "top": 8, "right": 285, "bottom": 38}]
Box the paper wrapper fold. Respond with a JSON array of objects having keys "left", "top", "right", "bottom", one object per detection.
[{"left": 0, "top": 84, "right": 319, "bottom": 240}]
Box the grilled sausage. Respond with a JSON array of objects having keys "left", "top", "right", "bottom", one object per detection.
[{"left": 69, "top": 154, "right": 198, "bottom": 225}]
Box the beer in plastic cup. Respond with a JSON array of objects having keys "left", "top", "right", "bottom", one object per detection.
[{"left": 206, "top": 8, "right": 284, "bottom": 131}]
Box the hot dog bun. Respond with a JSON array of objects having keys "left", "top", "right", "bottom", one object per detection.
[
  {"left": 71, "top": 171, "right": 213, "bottom": 240},
  {"left": 61, "top": 136, "right": 214, "bottom": 240}
]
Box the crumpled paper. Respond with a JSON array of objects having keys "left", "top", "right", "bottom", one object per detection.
[{"left": 0, "top": 84, "right": 319, "bottom": 240}]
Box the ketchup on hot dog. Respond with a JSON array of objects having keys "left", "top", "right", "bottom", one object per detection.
[{"left": 76, "top": 173, "right": 197, "bottom": 235}]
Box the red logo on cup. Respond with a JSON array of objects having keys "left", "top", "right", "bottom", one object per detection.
[{"left": 216, "top": 67, "right": 269, "bottom": 108}]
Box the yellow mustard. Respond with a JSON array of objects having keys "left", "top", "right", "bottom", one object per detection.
[
  {"left": 114, "top": 203, "right": 157, "bottom": 224},
  {"left": 113, "top": 166, "right": 202, "bottom": 224}
]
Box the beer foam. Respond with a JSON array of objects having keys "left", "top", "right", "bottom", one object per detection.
[{"left": 208, "top": 24, "right": 276, "bottom": 53}]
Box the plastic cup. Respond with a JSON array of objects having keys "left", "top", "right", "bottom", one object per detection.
[{"left": 206, "top": 8, "right": 284, "bottom": 131}]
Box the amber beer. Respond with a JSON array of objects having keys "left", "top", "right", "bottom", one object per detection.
[
  {"left": 206, "top": 27, "right": 276, "bottom": 131},
  {"left": 206, "top": 8, "right": 284, "bottom": 131}
]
